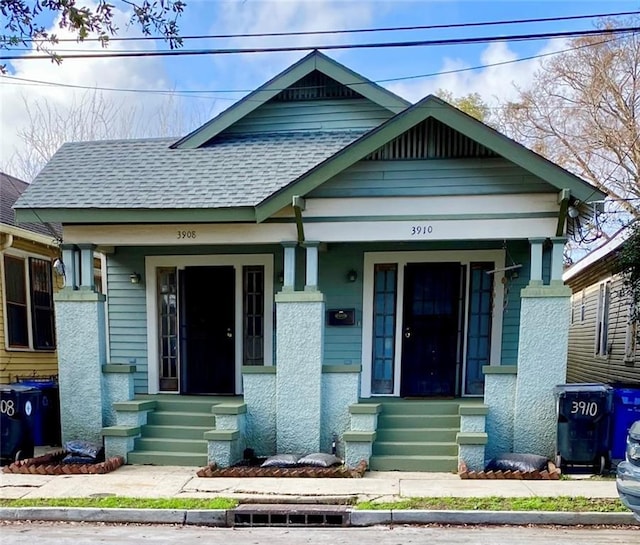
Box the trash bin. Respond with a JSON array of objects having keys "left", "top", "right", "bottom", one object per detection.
[
  {"left": 554, "top": 383, "right": 613, "bottom": 473},
  {"left": 14, "top": 377, "right": 60, "bottom": 446},
  {"left": 0, "top": 385, "right": 36, "bottom": 464},
  {"left": 611, "top": 387, "right": 640, "bottom": 462}
]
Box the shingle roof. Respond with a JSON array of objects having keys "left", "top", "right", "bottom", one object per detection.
[
  {"left": 1, "top": 172, "right": 61, "bottom": 238},
  {"left": 14, "top": 131, "right": 368, "bottom": 211}
]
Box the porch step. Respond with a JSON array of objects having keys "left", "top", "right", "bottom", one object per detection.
[
  {"left": 127, "top": 450, "right": 208, "bottom": 467},
  {"left": 134, "top": 437, "right": 208, "bottom": 453},
  {"left": 369, "top": 454, "right": 458, "bottom": 472},
  {"left": 375, "top": 427, "right": 459, "bottom": 443},
  {"left": 146, "top": 411, "right": 215, "bottom": 428},
  {"left": 141, "top": 424, "right": 210, "bottom": 441},
  {"left": 377, "top": 414, "right": 460, "bottom": 428},
  {"left": 373, "top": 441, "right": 457, "bottom": 457},
  {"left": 135, "top": 394, "right": 230, "bottom": 414},
  {"left": 362, "top": 399, "right": 460, "bottom": 415}
]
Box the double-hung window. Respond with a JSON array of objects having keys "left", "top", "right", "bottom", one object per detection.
[
  {"left": 595, "top": 281, "right": 611, "bottom": 357},
  {"left": 3, "top": 254, "right": 56, "bottom": 350}
]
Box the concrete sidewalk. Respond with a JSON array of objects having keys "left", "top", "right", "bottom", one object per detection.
[{"left": 1, "top": 465, "right": 635, "bottom": 527}]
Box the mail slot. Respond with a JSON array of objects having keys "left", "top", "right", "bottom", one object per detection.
[{"left": 326, "top": 308, "right": 355, "bottom": 326}]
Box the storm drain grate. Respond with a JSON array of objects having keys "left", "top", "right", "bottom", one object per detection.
[{"left": 231, "top": 504, "right": 349, "bottom": 527}]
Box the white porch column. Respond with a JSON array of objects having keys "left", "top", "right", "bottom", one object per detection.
[
  {"left": 77, "top": 243, "right": 96, "bottom": 290},
  {"left": 550, "top": 237, "right": 566, "bottom": 285},
  {"left": 303, "top": 241, "right": 319, "bottom": 291},
  {"left": 60, "top": 244, "right": 78, "bottom": 290},
  {"left": 528, "top": 238, "right": 545, "bottom": 286},
  {"left": 282, "top": 241, "right": 297, "bottom": 291}
]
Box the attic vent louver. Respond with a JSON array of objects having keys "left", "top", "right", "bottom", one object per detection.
[
  {"left": 273, "top": 71, "right": 361, "bottom": 102},
  {"left": 366, "top": 118, "right": 499, "bottom": 160}
]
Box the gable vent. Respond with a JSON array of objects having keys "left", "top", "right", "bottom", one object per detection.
[
  {"left": 273, "top": 71, "right": 361, "bottom": 102},
  {"left": 366, "top": 118, "right": 499, "bottom": 160}
]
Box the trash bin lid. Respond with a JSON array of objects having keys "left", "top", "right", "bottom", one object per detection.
[
  {"left": 5, "top": 384, "right": 38, "bottom": 393},
  {"left": 554, "top": 383, "right": 613, "bottom": 395},
  {"left": 630, "top": 420, "right": 640, "bottom": 441}
]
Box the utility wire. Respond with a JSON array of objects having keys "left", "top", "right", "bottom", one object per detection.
[
  {"left": 8, "top": 9, "right": 640, "bottom": 45},
  {"left": 1, "top": 26, "right": 638, "bottom": 62}
]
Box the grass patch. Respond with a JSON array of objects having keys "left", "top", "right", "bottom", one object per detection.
[
  {"left": 0, "top": 497, "right": 237, "bottom": 510},
  {"left": 357, "top": 496, "right": 629, "bottom": 513}
]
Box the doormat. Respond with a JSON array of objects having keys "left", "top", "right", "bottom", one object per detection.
[
  {"left": 197, "top": 460, "right": 367, "bottom": 478},
  {"left": 458, "top": 461, "right": 561, "bottom": 480},
  {"left": 2, "top": 450, "right": 125, "bottom": 475}
]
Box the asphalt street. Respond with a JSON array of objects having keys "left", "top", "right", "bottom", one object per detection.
[{"left": 0, "top": 522, "right": 638, "bottom": 545}]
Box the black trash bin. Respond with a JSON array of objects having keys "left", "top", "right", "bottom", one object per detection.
[
  {"left": 0, "top": 385, "right": 36, "bottom": 464},
  {"left": 554, "top": 383, "right": 613, "bottom": 473},
  {"left": 14, "top": 377, "right": 60, "bottom": 446}
]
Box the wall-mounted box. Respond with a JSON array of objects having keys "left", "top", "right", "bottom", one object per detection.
[{"left": 327, "top": 308, "right": 355, "bottom": 326}]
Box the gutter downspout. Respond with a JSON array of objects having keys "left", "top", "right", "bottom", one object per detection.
[
  {"left": 292, "top": 195, "right": 306, "bottom": 244},
  {"left": 0, "top": 233, "right": 14, "bottom": 250}
]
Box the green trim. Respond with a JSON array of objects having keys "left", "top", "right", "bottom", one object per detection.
[
  {"left": 102, "top": 364, "right": 136, "bottom": 374},
  {"left": 343, "top": 431, "right": 377, "bottom": 442},
  {"left": 172, "top": 51, "right": 410, "bottom": 150},
  {"left": 112, "top": 400, "right": 156, "bottom": 412},
  {"left": 101, "top": 425, "right": 141, "bottom": 437},
  {"left": 459, "top": 404, "right": 489, "bottom": 416},
  {"left": 349, "top": 403, "right": 381, "bottom": 414},
  {"left": 242, "top": 365, "right": 276, "bottom": 374},
  {"left": 14, "top": 207, "right": 256, "bottom": 224},
  {"left": 204, "top": 430, "right": 240, "bottom": 441},
  {"left": 456, "top": 432, "right": 488, "bottom": 445},
  {"left": 268, "top": 212, "right": 558, "bottom": 223},
  {"left": 54, "top": 289, "right": 106, "bottom": 302},
  {"left": 275, "top": 291, "right": 325, "bottom": 303},
  {"left": 322, "top": 364, "right": 362, "bottom": 373},
  {"left": 483, "top": 365, "right": 517, "bottom": 375},
  {"left": 255, "top": 95, "right": 605, "bottom": 222},
  {"left": 212, "top": 403, "right": 247, "bottom": 415},
  {"left": 521, "top": 285, "right": 572, "bottom": 298}
]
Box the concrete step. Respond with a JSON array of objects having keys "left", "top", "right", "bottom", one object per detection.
[
  {"left": 135, "top": 394, "right": 232, "bottom": 414},
  {"left": 368, "top": 454, "right": 458, "bottom": 472},
  {"left": 127, "top": 450, "right": 208, "bottom": 467},
  {"left": 364, "top": 400, "right": 460, "bottom": 416},
  {"left": 141, "top": 424, "right": 210, "bottom": 440},
  {"left": 372, "top": 441, "right": 458, "bottom": 457},
  {"left": 375, "top": 427, "right": 459, "bottom": 443},
  {"left": 377, "top": 414, "right": 460, "bottom": 428},
  {"left": 134, "top": 437, "right": 208, "bottom": 454},
  {"left": 146, "top": 411, "right": 215, "bottom": 427}
]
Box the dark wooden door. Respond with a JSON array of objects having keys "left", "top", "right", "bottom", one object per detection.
[
  {"left": 400, "top": 263, "right": 461, "bottom": 397},
  {"left": 179, "top": 266, "right": 235, "bottom": 394}
]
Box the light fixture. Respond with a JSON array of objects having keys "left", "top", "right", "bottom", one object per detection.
[
  {"left": 52, "top": 258, "right": 65, "bottom": 276},
  {"left": 347, "top": 269, "right": 358, "bottom": 282},
  {"left": 568, "top": 205, "right": 580, "bottom": 219},
  {"left": 130, "top": 272, "right": 141, "bottom": 284}
]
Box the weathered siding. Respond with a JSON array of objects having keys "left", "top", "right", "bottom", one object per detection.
[
  {"left": 224, "top": 99, "right": 393, "bottom": 135},
  {"left": 567, "top": 271, "right": 639, "bottom": 385},
  {"left": 500, "top": 240, "right": 529, "bottom": 365},
  {"left": 309, "top": 158, "right": 554, "bottom": 198},
  {"left": 0, "top": 237, "right": 59, "bottom": 384}
]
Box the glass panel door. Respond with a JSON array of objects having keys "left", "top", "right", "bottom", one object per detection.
[
  {"left": 465, "top": 263, "right": 493, "bottom": 395},
  {"left": 157, "top": 267, "right": 178, "bottom": 392},
  {"left": 371, "top": 264, "right": 397, "bottom": 394}
]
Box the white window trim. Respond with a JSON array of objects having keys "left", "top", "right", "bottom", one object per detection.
[
  {"left": 1, "top": 248, "right": 54, "bottom": 352},
  {"left": 624, "top": 301, "right": 638, "bottom": 363},
  {"left": 145, "top": 254, "right": 274, "bottom": 395},
  {"left": 360, "top": 249, "right": 505, "bottom": 398},
  {"left": 595, "top": 280, "right": 611, "bottom": 357}
]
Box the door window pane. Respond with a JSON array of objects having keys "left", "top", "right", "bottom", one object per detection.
[
  {"left": 157, "top": 267, "right": 178, "bottom": 391},
  {"left": 371, "top": 264, "right": 397, "bottom": 394},
  {"left": 465, "top": 263, "right": 493, "bottom": 395},
  {"left": 243, "top": 266, "right": 264, "bottom": 365}
]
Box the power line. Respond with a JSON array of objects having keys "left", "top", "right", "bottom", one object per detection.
[
  {"left": 1, "top": 25, "right": 638, "bottom": 62},
  {"left": 9, "top": 9, "right": 640, "bottom": 45}
]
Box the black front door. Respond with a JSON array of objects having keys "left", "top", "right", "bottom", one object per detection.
[
  {"left": 400, "top": 263, "right": 462, "bottom": 397},
  {"left": 179, "top": 266, "right": 235, "bottom": 394}
]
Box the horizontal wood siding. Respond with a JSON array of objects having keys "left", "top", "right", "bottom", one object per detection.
[
  {"left": 500, "top": 240, "right": 529, "bottom": 365},
  {"left": 567, "top": 272, "right": 639, "bottom": 385},
  {"left": 1, "top": 237, "right": 59, "bottom": 384},
  {"left": 224, "top": 99, "right": 393, "bottom": 134},
  {"left": 309, "top": 158, "right": 553, "bottom": 198}
]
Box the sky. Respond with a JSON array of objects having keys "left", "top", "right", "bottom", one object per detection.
[{"left": 1, "top": 0, "right": 639, "bottom": 180}]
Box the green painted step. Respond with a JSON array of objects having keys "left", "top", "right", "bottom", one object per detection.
[
  {"left": 146, "top": 411, "right": 215, "bottom": 427},
  {"left": 369, "top": 454, "right": 458, "bottom": 472},
  {"left": 141, "top": 424, "right": 210, "bottom": 440},
  {"left": 375, "top": 428, "right": 459, "bottom": 443},
  {"left": 363, "top": 400, "right": 461, "bottom": 415},
  {"left": 127, "top": 450, "right": 208, "bottom": 467},
  {"left": 134, "top": 437, "right": 207, "bottom": 454},
  {"left": 373, "top": 441, "right": 458, "bottom": 457},
  {"left": 135, "top": 394, "right": 235, "bottom": 413},
  {"left": 377, "top": 414, "right": 460, "bottom": 428}
]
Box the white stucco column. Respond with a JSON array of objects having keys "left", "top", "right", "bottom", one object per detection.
[
  {"left": 303, "top": 241, "right": 319, "bottom": 291},
  {"left": 282, "top": 241, "right": 297, "bottom": 291},
  {"left": 275, "top": 290, "right": 325, "bottom": 454}
]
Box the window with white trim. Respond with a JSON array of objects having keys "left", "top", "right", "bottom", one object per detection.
[
  {"left": 3, "top": 254, "right": 56, "bottom": 350},
  {"left": 595, "top": 281, "right": 611, "bottom": 356}
]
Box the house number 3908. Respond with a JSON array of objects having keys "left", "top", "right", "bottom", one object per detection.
[{"left": 177, "top": 230, "right": 197, "bottom": 239}]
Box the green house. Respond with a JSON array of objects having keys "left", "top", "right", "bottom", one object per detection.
[{"left": 14, "top": 51, "right": 605, "bottom": 471}]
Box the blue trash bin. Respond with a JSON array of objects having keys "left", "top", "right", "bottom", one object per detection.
[
  {"left": 611, "top": 388, "right": 640, "bottom": 462},
  {"left": 14, "top": 378, "right": 60, "bottom": 446},
  {"left": 8, "top": 383, "right": 44, "bottom": 447},
  {"left": 1, "top": 385, "right": 36, "bottom": 463}
]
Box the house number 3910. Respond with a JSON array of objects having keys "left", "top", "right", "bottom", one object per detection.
[
  {"left": 177, "top": 230, "right": 197, "bottom": 239},
  {"left": 411, "top": 225, "right": 433, "bottom": 236}
]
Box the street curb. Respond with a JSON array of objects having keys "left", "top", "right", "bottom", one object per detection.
[{"left": 0, "top": 507, "right": 636, "bottom": 526}]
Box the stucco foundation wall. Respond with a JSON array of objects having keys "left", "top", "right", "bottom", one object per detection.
[
  {"left": 514, "top": 292, "right": 570, "bottom": 457},
  {"left": 276, "top": 296, "right": 324, "bottom": 454},
  {"left": 243, "top": 372, "right": 276, "bottom": 456},
  {"left": 102, "top": 371, "right": 134, "bottom": 427},
  {"left": 321, "top": 371, "right": 360, "bottom": 458},
  {"left": 484, "top": 371, "right": 517, "bottom": 461},
  {"left": 55, "top": 293, "right": 106, "bottom": 444}
]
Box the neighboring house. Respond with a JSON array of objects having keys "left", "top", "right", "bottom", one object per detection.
[
  {"left": 563, "top": 228, "right": 639, "bottom": 385},
  {"left": 1, "top": 172, "right": 61, "bottom": 384},
  {"left": 14, "top": 51, "right": 606, "bottom": 471}
]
